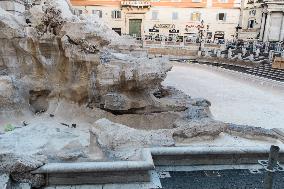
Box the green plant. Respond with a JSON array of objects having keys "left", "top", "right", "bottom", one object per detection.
[{"left": 4, "top": 124, "right": 15, "bottom": 132}]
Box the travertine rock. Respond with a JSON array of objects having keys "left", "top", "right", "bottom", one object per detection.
[
  {"left": 0, "top": 76, "right": 25, "bottom": 111},
  {"left": 0, "top": 1, "right": 279, "bottom": 187},
  {"left": 0, "top": 121, "right": 89, "bottom": 159},
  {"left": 0, "top": 7, "right": 25, "bottom": 39},
  {"left": 0, "top": 153, "right": 46, "bottom": 173},
  {"left": 173, "top": 119, "right": 228, "bottom": 140},
  {"left": 227, "top": 124, "right": 279, "bottom": 140},
  {"left": 0, "top": 0, "right": 171, "bottom": 114},
  {"left": 96, "top": 56, "right": 172, "bottom": 112},
  {"left": 0, "top": 153, "right": 46, "bottom": 187},
  {"left": 0, "top": 173, "right": 11, "bottom": 189},
  {"left": 91, "top": 118, "right": 175, "bottom": 159}
]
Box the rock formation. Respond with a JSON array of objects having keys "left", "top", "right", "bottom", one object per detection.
[
  {"left": 0, "top": 0, "right": 281, "bottom": 188},
  {"left": 0, "top": 0, "right": 181, "bottom": 186},
  {"left": 0, "top": 0, "right": 172, "bottom": 114}
]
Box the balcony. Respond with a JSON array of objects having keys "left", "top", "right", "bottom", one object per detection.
[{"left": 121, "top": 0, "right": 151, "bottom": 8}]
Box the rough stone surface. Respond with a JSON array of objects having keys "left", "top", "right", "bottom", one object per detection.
[
  {"left": 0, "top": 153, "right": 46, "bottom": 187},
  {"left": 0, "top": 173, "right": 10, "bottom": 189},
  {"left": 0, "top": 153, "right": 45, "bottom": 174},
  {"left": 0, "top": 0, "right": 282, "bottom": 187},
  {"left": 0, "top": 76, "right": 24, "bottom": 111},
  {"left": 0, "top": 0, "right": 172, "bottom": 115},
  {"left": 173, "top": 119, "right": 228, "bottom": 141},
  {"left": 91, "top": 118, "right": 175, "bottom": 159},
  {"left": 0, "top": 7, "right": 25, "bottom": 39},
  {"left": 12, "top": 183, "right": 32, "bottom": 189},
  {"left": 227, "top": 124, "right": 279, "bottom": 140},
  {"left": 0, "top": 121, "right": 89, "bottom": 160}
]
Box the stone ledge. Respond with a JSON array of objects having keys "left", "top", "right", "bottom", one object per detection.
[{"left": 32, "top": 146, "right": 284, "bottom": 186}]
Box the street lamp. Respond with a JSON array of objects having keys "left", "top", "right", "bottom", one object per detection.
[
  {"left": 198, "top": 20, "right": 204, "bottom": 51},
  {"left": 235, "top": 24, "right": 242, "bottom": 40}
]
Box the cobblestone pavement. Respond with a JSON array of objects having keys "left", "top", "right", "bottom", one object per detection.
[{"left": 160, "top": 169, "right": 284, "bottom": 189}]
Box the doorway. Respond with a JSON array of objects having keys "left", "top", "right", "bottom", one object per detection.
[{"left": 129, "top": 19, "right": 142, "bottom": 39}]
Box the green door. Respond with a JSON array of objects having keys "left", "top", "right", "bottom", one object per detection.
[{"left": 129, "top": 19, "right": 142, "bottom": 38}]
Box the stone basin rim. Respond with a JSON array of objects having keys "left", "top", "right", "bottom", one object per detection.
[{"left": 32, "top": 146, "right": 284, "bottom": 174}]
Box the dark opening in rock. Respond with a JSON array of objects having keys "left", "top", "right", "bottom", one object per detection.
[
  {"left": 29, "top": 90, "right": 51, "bottom": 114},
  {"left": 153, "top": 88, "right": 170, "bottom": 99}
]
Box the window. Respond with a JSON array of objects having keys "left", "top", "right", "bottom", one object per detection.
[
  {"left": 172, "top": 12, "right": 178, "bottom": 20},
  {"left": 112, "top": 28, "right": 122, "bottom": 35},
  {"left": 219, "top": 0, "right": 228, "bottom": 3},
  {"left": 92, "top": 10, "right": 102, "bottom": 18},
  {"left": 111, "top": 10, "right": 121, "bottom": 19},
  {"left": 78, "top": 10, "right": 83, "bottom": 15},
  {"left": 249, "top": 10, "right": 256, "bottom": 16},
  {"left": 191, "top": 12, "right": 201, "bottom": 21},
  {"left": 152, "top": 11, "right": 159, "bottom": 20},
  {"left": 192, "top": 0, "right": 201, "bottom": 2},
  {"left": 248, "top": 20, "right": 255, "bottom": 28},
  {"left": 217, "top": 13, "right": 226, "bottom": 21}
]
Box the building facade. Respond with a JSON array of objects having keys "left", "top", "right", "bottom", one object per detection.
[
  {"left": 239, "top": 0, "right": 284, "bottom": 42},
  {"left": 238, "top": 0, "right": 263, "bottom": 40},
  {"left": 260, "top": 0, "right": 284, "bottom": 42},
  {"left": 71, "top": 0, "right": 241, "bottom": 41}
]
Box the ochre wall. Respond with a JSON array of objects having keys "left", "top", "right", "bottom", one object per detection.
[{"left": 71, "top": 0, "right": 237, "bottom": 8}]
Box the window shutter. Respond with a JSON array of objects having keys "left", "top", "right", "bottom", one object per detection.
[
  {"left": 118, "top": 11, "right": 121, "bottom": 18},
  {"left": 111, "top": 11, "right": 114, "bottom": 18},
  {"left": 216, "top": 13, "right": 219, "bottom": 21},
  {"left": 224, "top": 13, "right": 227, "bottom": 21}
]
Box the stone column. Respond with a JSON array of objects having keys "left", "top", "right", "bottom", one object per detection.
[
  {"left": 279, "top": 12, "right": 284, "bottom": 41},
  {"left": 259, "top": 13, "right": 266, "bottom": 40},
  {"left": 263, "top": 12, "right": 271, "bottom": 42}
]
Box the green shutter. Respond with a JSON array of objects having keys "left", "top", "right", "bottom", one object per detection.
[
  {"left": 129, "top": 19, "right": 142, "bottom": 38},
  {"left": 118, "top": 11, "right": 121, "bottom": 18}
]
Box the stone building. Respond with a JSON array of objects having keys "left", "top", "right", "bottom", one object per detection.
[
  {"left": 260, "top": 0, "right": 284, "bottom": 42},
  {"left": 0, "top": 0, "right": 26, "bottom": 15},
  {"left": 71, "top": 0, "right": 241, "bottom": 41},
  {"left": 239, "top": 0, "right": 284, "bottom": 42},
  {"left": 238, "top": 0, "right": 263, "bottom": 40}
]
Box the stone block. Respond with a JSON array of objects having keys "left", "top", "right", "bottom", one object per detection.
[{"left": 272, "top": 57, "right": 284, "bottom": 70}]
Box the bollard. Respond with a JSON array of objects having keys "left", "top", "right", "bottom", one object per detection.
[{"left": 264, "top": 145, "right": 280, "bottom": 189}]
